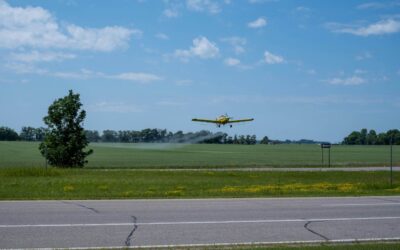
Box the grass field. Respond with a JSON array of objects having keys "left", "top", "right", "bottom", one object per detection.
[
  {"left": 1, "top": 168, "right": 399, "bottom": 199},
  {"left": 186, "top": 242, "right": 400, "bottom": 250},
  {"left": 0, "top": 141, "right": 398, "bottom": 169}
]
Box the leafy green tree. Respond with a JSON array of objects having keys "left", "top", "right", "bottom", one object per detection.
[
  {"left": 343, "top": 131, "right": 361, "bottom": 145},
  {"left": 85, "top": 130, "right": 101, "bottom": 142},
  {"left": 366, "top": 129, "right": 377, "bottom": 145},
  {"left": 102, "top": 130, "right": 118, "bottom": 142},
  {"left": 386, "top": 129, "right": 400, "bottom": 145},
  {"left": 238, "top": 135, "right": 246, "bottom": 144},
  {"left": 250, "top": 135, "right": 257, "bottom": 144},
  {"left": 260, "top": 136, "right": 269, "bottom": 144},
  {"left": 233, "top": 135, "right": 239, "bottom": 144},
  {"left": 0, "top": 127, "right": 19, "bottom": 141},
  {"left": 360, "top": 128, "right": 368, "bottom": 145},
  {"left": 20, "top": 126, "right": 36, "bottom": 141},
  {"left": 35, "top": 127, "right": 47, "bottom": 141},
  {"left": 376, "top": 132, "right": 388, "bottom": 145},
  {"left": 39, "top": 90, "right": 93, "bottom": 168}
]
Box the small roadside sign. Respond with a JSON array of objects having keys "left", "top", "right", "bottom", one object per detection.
[{"left": 320, "top": 143, "right": 332, "bottom": 167}]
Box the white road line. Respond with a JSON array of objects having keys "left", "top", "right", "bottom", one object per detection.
[
  {"left": 8, "top": 237, "right": 400, "bottom": 250},
  {"left": 323, "top": 203, "right": 400, "bottom": 207},
  {"left": 1, "top": 216, "right": 400, "bottom": 228}
]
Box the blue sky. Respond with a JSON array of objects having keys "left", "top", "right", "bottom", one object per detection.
[{"left": 0, "top": 0, "right": 399, "bottom": 142}]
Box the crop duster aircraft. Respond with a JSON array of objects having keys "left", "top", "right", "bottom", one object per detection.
[{"left": 192, "top": 114, "right": 254, "bottom": 128}]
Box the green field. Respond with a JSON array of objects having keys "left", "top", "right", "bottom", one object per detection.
[
  {"left": 180, "top": 242, "right": 400, "bottom": 250},
  {"left": 0, "top": 141, "right": 398, "bottom": 169},
  {"left": 1, "top": 168, "right": 399, "bottom": 199},
  {"left": 1, "top": 141, "right": 399, "bottom": 200}
]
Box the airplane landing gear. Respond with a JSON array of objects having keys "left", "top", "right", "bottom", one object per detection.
[{"left": 230, "top": 125, "right": 232, "bottom": 128}]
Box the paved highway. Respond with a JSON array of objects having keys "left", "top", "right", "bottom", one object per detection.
[{"left": 1, "top": 196, "right": 400, "bottom": 249}]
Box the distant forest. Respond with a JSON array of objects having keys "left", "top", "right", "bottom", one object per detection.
[
  {"left": 0, "top": 126, "right": 323, "bottom": 145},
  {"left": 0, "top": 126, "right": 259, "bottom": 144},
  {"left": 342, "top": 128, "right": 400, "bottom": 145},
  {"left": 1, "top": 126, "right": 398, "bottom": 145}
]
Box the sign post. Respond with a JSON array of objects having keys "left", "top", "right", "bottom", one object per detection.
[
  {"left": 45, "top": 146, "right": 48, "bottom": 170},
  {"left": 390, "top": 136, "right": 393, "bottom": 187},
  {"left": 321, "top": 143, "right": 331, "bottom": 168}
]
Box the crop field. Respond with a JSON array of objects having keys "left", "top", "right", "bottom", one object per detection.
[
  {"left": 199, "top": 242, "right": 400, "bottom": 250},
  {"left": 0, "top": 141, "right": 398, "bottom": 169},
  {"left": 1, "top": 141, "right": 399, "bottom": 169}
]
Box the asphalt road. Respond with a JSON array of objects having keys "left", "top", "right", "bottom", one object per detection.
[{"left": 1, "top": 196, "right": 400, "bottom": 249}]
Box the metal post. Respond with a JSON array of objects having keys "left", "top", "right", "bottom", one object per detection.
[
  {"left": 328, "top": 147, "right": 331, "bottom": 168},
  {"left": 390, "top": 136, "right": 393, "bottom": 187},
  {"left": 45, "top": 146, "right": 48, "bottom": 170}
]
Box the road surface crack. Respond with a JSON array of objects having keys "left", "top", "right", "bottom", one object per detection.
[
  {"left": 125, "top": 216, "right": 138, "bottom": 247},
  {"left": 61, "top": 201, "right": 100, "bottom": 213},
  {"left": 304, "top": 221, "right": 329, "bottom": 241}
]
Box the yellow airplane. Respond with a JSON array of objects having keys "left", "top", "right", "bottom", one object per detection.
[{"left": 192, "top": 114, "right": 254, "bottom": 128}]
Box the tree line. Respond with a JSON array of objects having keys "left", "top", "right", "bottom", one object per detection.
[
  {"left": 0, "top": 126, "right": 259, "bottom": 145},
  {"left": 2, "top": 125, "right": 399, "bottom": 145},
  {"left": 342, "top": 128, "right": 400, "bottom": 145},
  {"left": 88, "top": 129, "right": 258, "bottom": 144}
]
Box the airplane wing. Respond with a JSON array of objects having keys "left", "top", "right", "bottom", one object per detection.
[
  {"left": 227, "top": 118, "right": 254, "bottom": 123},
  {"left": 192, "top": 118, "right": 218, "bottom": 123}
]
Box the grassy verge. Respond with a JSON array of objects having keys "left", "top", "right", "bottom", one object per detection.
[
  {"left": 0, "top": 168, "right": 399, "bottom": 200},
  {"left": 167, "top": 241, "right": 400, "bottom": 250}
]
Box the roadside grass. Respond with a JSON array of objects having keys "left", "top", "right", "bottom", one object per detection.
[
  {"left": 175, "top": 241, "right": 400, "bottom": 250},
  {"left": 0, "top": 141, "right": 399, "bottom": 169},
  {"left": 0, "top": 168, "right": 399, "bottom": 200}
]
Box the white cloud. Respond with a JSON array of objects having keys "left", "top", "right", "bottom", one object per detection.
[
  {"left": 354, "top": 69, "right": 367, "bottom": 74},
  {"left": 224, "top": 57, "right": 240, "bottom": 66},
  {"left": 248, "top": 0, "right": 279, "bottom": 3},
  {"left": 295, "top": 6, "right": 311, "bottom": 12},
  {"left": 186, "top": 0, "right": 221, "bottom": 14},
  {"left": 190, "top": 37, "right": 219, "bottom": 58},
  {"left": 52, "top": 69, "right": 105, "bottom": 79},
  {"left": 357, "top": 2, "right": 400, "bottom": 9},
  {"left": 5, "top": 62, "right": 48, "bottom": 74},
  {"left": 174, "top": 36, "right": 219, "bottom": 60},
  {"left": 155, "top": 33, "right": 169, "bottom": 40},
  {"left": 113, "top": 72, "right": 162, "bottom": 83},
  {"left": 175, "top": 79, "right": 193, "bottom": 86},
  {"left": 306, "top": 69, "right": 316, "bottom": 75},
  {"left": 220, "top": 36, "right": 246, "bottom": 54},
  {"left": 90, "top": 102, "right": 142, "bottom": 113},
  {"left": 163, "top": 8, "right": 179, "bottom": 18},
  {"left": 6, "top": 63, "right": 162, "bottom": 83},
  {"left": 357, "top": 2, "right": 386, "bottom": 9},
  {"left": 10, "top": 50, "right": 76, "bottom": 63},
  {"left": 0, "top": 1, "right": 140, "bottom": 51},
  {"left": 248, "top": 17, "right": 267, "bottom": 28},
  {"left": 328, "top": 19, "right": 400, "bottom": 36},
  {"left": 156, "top": 100, "right": 185, "bottom": 106},
  {"left": 52, "top": 72, "right": 89, "bottom": 79},
  {"left": 210, "top": 95, "right": 385, "bottom": 106},
  {"left": 264, "top": 50, "right": 284, "bottom": 64},
  {"left": 163, "top": 0, "right": 228, "bottom": 18},
  {"left": 327, "top": 76, "right": 366, "bottom": 85},
  {"left": 355, "top": 51, "right": 372, "bottom": 60}
]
